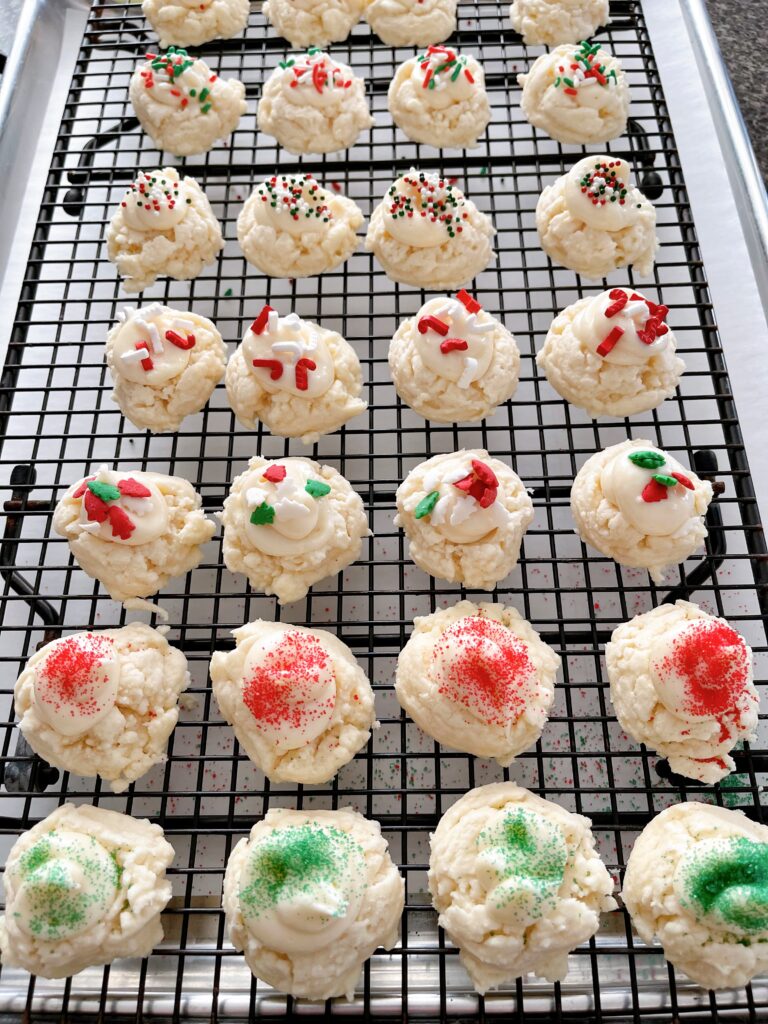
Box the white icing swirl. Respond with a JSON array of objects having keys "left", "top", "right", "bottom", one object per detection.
[
  {"left": 564, "top": 155, "right": 642, "bottom": 231},
  {"left": 137, "top": 50, "right": 217, "bottom": 112},
  {"left": 418, "top": 453, "right": 510, "bottom": 543},
  {"left": 242, "top": 308, "right": 334, "bottom": 398},
  {"left": 413, "top": 294, "right": 495, "bottom": 387},
  {"left": 33, "top": 633, "right": 120, "bottom": 738},
  {"left": 600, "top": 446, "right": 696, "bottom": 536},
  {"left": 73, "top": 465, "right": 169, "bottom": 547},
  {"left": 250, "top": 174, "right": 333, "bottom": 237},
  {"left": 242, "top": 459, "right": 334, "bottom": 555},
  {"left": 574, "top": 288, "right": 670, "bottom": 366},
  {"left": 113, "top": 303, "right": 194, "bottom": 385},
  {"left": 278, "top": 50, "right": 355, "bottom": 109},
  {"left": 120, "top": 170, "right": 188, "bottom": 232},
  {"left": 383, "top": 169, "right": 468, "bottom": 248},
  {"left": 410, "top": 46, "right": 478, "bottom": 109}
]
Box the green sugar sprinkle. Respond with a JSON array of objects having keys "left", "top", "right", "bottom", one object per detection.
[
  {"left": 305, "top": 479, "right": 331, "bottom": 499},
  {"left": 87, "top": 480, "right": 121, "bottom": 503},
  {"left": 239, "top": 824, "right": 364, "bottom": 920},
  {"left": 250, "top": 502, "right": 275, "bottom": 526},
  {"left": 478, "top": 808, "right": 567, "bottom": 915},
  {"left": 627, "top": 450, "right": 666, "bottom": 470},
  {"left": 678, "top": 837, "right": 768, "bottom": 934},
  {"left": 414, "top": 490, "right": 440, "bottom": 519}
]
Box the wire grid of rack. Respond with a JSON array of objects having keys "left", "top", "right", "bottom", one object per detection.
[{"left": 0, "top": 0, "right": 766, "bottom": 1019}]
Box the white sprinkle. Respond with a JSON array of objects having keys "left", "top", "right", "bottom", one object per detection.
[
  {"left": 79, "top": 521, "right": 102, "bottom": 534},
  {"left": 136, "top": 318, "right": 163, "bottom": 354},
  {"left": 449, "top": 496, "right": 476, "bottom": 527},
  {"left": 267, "top": 310, "right": 279, "bottom": 333},
  {"left": 282, "top": 313, "right": 302, "bottom": 329},
  {"left": 273, "top": 497, "right": 313, "bottom": 528},
  {"left": 470, "top": 319, "right": 496, "bottom": 333},
  {"left": 173, "top": 317, "right": 195, "bottom": 331},
  {"left": 121, "top": 348, "right": 149, "bottom": 364},
  {"left": 246, "top": 487, "right": 268, "bottom": 508},
  {"left": 117, "top": 306, "right": 134, "bottom": 323},
  {"left": 624, "top": 301, "right": 650, "bottom": 320},
  {"left": 423, "top": 464, "right": 470, "bottom": 492},
  {"left": 457, "top": 357, "right": 479, "bottom": 389},
  {"left": 272, "top": 341, "right": 303, "bottom": 362}
]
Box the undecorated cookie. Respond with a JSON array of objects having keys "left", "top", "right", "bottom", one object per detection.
[
  {"left": 366, "top": 0, "right": 457, "bottom": 46},
  {"left": 258, "top": 49, "right": 373, "bottom": 155},
  {"left": 536, "top": 287, "right": 684, "bottom": 417},
  {"left": 130, "top": 46, "right": 246, "bottom": 156},
  {"left": 106, "top": 167, "right": 223, "bottom": 294},
  {"left": 221, "top": 456, "right": 369, "bottom": 604},
  {"left": 366, "top": 169, "right": 495, "bottom": 289},
  {"left": 606, "top": 601, "right": 758, "bottom": 784},
  {"left": 623, "top": 803, "right": 768, "bottom": 989},
  {"left": 225, "top": 304, "right": 366, "bottom": 442},
  {"left": 396, "top": 601, "right": 559, "bottom": 764},
  {"left": 211, "top": 619, "right": 376, "bottom": 783},
  {"left": 106, "top": 302, "right": 227, "bottom": 432},
  {"left": 223, "top": 807, "right": 404, "bottom": 999},
  {"left": 389, "top": 289, "right": 519, "bottom": 423},
  {"left": 238, "top": 173, "right": 363, "bottom": 278},
  {"left": 52, "top": 465, "right": 216, "bottom": 605},
  {"left": 13, "top": 623, "right": 189, "bottom": 793},
  {"left": 429, "top": 782, "right": 616, "bottom": 992},
  {"left": 142, "top": 0, "right": 250, "bottom": 47},
  {"left": 536, "top": 156, "right": 658, "bottom": 279},
  {"left": 395, "top": 449, "right": 534, "bottom": 589},
  {"left": 262, "top": 0, "right": 368, "bottom": 48},
  {"left": 388, "top": 45, "right": 491, "bottom": 149},
  {"left": 0, "top": 804, "right": 174, "bottom": 978},
  {"left": 518, "top": 41, "right": 629, "bottom": 145},
  {"left": 570, "top": 439, "right": 714, "bottom": 582},
  {"left": 510, "top": 0, "right": 610, "bottom": 45}
]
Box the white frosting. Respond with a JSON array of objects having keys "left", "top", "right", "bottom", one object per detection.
[
  {"left": 600, "top": 446, "right": 696, "bottom": 536},
  {"left": 564, "top": 156, "right": 640, "bottom": 231},
  {"left": 240, "top": 629, "right": 336, "bottom": 753},
  {"left": 73, "top": 465, "right": 169, "bottom": 547},
  {"left": 249, "top": 174, "right": 334, "bottom": 237},
  {"left": 574, "top": 288, "right": 671, "bottom": 366},
  {"left": 242, "top": 307, "right": 334, "bottom": 399},
  {"left": 238, "top": 823, "right": 366, "bottom": 954},
  {"left": 413, "top": 294, "right": 495, "bottom": 387},
  {"left": 113, "top": 303, "right": 194, "bottom": 384},
  {"left": 383, "top": 170, "right": 469, "bottom": 248},
  {"left": 419, "top": 453, "right": 510, "bottom": 542},
  {"left": 277, "top": 49, "right": 355, "bottom": 109},
  {"left": 136, "top": 48, "right": 220, "bottom": 111},
  {"left": 241, "top": 460, "right": 334, "bottom": 555},
  {"left": 9, "top": 830, "right": 119, "bottom": 941},
  {"left": 120, "top": 169, "right": 188, "bottom": 232},
  {"left": 32, "top": 633, "right": 120, "bottom": 738},
  {"left": 411, "top": 45, "right": 477, "bottom": 108}
]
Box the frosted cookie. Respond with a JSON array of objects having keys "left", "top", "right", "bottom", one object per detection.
[
  {"left": 429, "top": 782, "right": 616, "bottom": 992},
  {"left": 509, "top": 0, "right": 610, "bottom": 45},
  {"left": 365, "top": 170, "right": 495, "bottom": 289},
  {"left": 395, "top": 450, "right": 534, "bottom": 589},
  {"left": 142, "top": 0, "right": 250, "bottom": 47},
  {"left": 106, "top": 303, "right": 227, "bottom": 432},
  {"left": 225, "top": 304, "right": 366, "bottom": 442},
  {"left": 258, "top": 49, "right": 373, "bottom": 155},
  {"left": 237, "top": 173, "right": 363, "bottom": 278},
  {"left": 518, "top": 41, "right": 629, "bottom": 145},
  {"left": 131, "top": 47, "right": 246, "bottom": 156},
  {"left": 211, "top": 620, "right": 376, "bottom": 783},
  {"left": 389, "top": 289, "right": 519, "bottom": 423},
  {"left": 0, "top": 804, "right": 174, "bottom": 979},
  {"left": 570, "top": 439, "right": 714, "bottom": 582},
  {"left": 623, "top": 803, "right": 768, "bottom": 989},
  {"left": 536, "top": 156, "right": 658, "bottom": 280},
  {"left": 223, "top": 807, "right": 404, "bottom": 1000},
  {"left": 52, "top": 465, "right": 216, "bottom": 605},
  {"left": 396, "top": 601, "right": 559, "bottom": 764},
  {"left": 388, "top": 46, "right": 491, "bottom": 149},
  {"left": 365, "top": 0, "right": 457, "bottom": 46},
  {"left": 606, "top": 601, "right": 758, "bottom": 784},
  {"left": 106, "top": 167, "right": 223, "bottom": 294},
  {"left": 537, "top": 287, "right": 684, "bottom": 417},
  {"left": 221, "top": 456, "right": 368, "bottom": 605},
  {"left": 13, "top": 624, "right": 189, "bottom": 793},
  {"left": 262, "top": 0, "right": 368, "bottom": 48}
]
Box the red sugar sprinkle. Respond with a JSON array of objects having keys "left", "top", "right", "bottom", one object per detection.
[
  {"left": 433, "top": 617, "right": 535, "bottom": 727},
  {"left": 36, "top": 634, "right": 115, "bottom": 719},
  {"left": 242, "top": 631, "right": 334, "bottom": 731}
]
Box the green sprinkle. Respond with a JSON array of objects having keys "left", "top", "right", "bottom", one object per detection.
[
  {"left": 224, "top": 288, "right": 233, "bottom": 297},
  {"left": 199, "top": 87, "right": 210, "bottom": 102},
  {"left": 480, "top": 166, "right": 488, "bottom": 176},
  {"left": 250, "top": 502, "right": 275, "bottom": 525},
  {"left": 627, "top": 450, "right": 666, "bottom": 470},
  {"left": 652, "top": 473, "right": 679, "bottom": 488},
  {"left": 678, "top": 837, "right": 768, "bottom": 933},
  {"left": 305, "top": 479, "right": 331, "bottom": 499},
  {"left": 414, "top": 490, "right": 440, "bottom": 519},
  {"left": 87, "top": 480, "right": 121, "bottom": 503},
  {"left": 201, "top": 103, "right": 212, "bottom": 113}
]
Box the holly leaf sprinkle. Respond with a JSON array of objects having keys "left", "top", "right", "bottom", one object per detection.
[
  {"left": 652, "top": 473, "right": 679, "bottom": 488},
  {"left": 628, "top": 451, "right": 666, "bottom": 470},
  {"left": 305, "top": 479, "right": 331, "bottom": 499},
  {"left": 415, "top": 490, "right": 440, "bottom": 519},
  {"left": 87, "top": 480, "right": 121, "bottom": 503},
  {"left": 250, "top": 502, "right": 275, "bottom": 525}
]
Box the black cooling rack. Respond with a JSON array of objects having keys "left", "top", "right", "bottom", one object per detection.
[{"left": 0, "top": 0, "right": 767, "bottom": 1019}]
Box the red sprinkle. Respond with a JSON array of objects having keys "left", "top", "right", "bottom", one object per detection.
[
  {"left": 84, "top": 489, "right": 109, "bottom": 523},
  {"left": 604, "top": 288, "right": 629, "bottom": 318},
  {"left": 671, "top": 471, "right": 694, "bottom": 490},
  {"left": 135, "top": 341, "right": 153, "bottom": 371},
  {"left": 263, "top": 465, "right": 287, "bottom": 483},
  {"left": 108, "top": 505, "right": 135, "bottom": 540},
  {"left": 295, "top": 357, "right": 316, "bottom": 391},
  {"left": 117, "top": 478, "right": 152, "bottom": 498},
  {"left": 641, "top": 479, "right": 669, "bottom": 503},
  {"left": 35, "top": 634, "right": 115, "bottom": 719},
  {"left": 242, "top": 631, "right": 334, "bottom": 732},
  {"left": 250, "top": 305, "right": 275, "bottom": 335},
  {"left": 72, "top": 477, "right": 94, "bottom": 499},
  {"left": 252, "top": 358, "right": 284, "bottom": 380},
  {"left": 596, "top": 325, "right": 625, "bottom": 357},
  {"left": 454, "top": 459, "right": 498, "bottom": 508},
  {"left": 418, "top": 315, "right": 450, "bottom": 336},
  {"left": 165, "top": 329, "right": 196, "bottom": 350},
  {"left": 456, "top": 289, "right": 481, "bottom": 314},
  {"left": 440, "top": 338, "right": 469, "bottom": 354}
]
